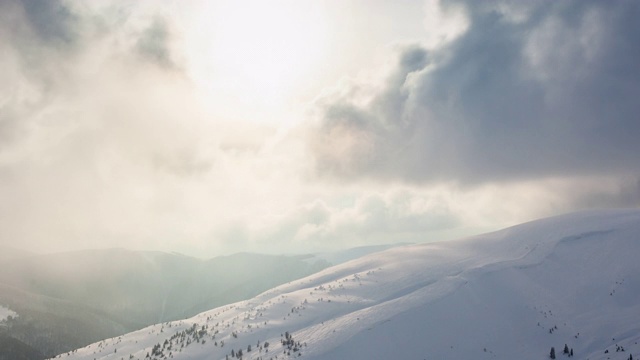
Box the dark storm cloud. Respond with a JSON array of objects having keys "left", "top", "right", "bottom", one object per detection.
[
  {"left": 573, "top": 177, "right": 640, "bottom": 209},
  {"left": 19, "top": 0, "right": 81, "bottom": 48},
  {"left": 311, "top": 0, "right": 640, "bottom": 185},
  {"left": 0, "top": 0, "right": 84, "bottom": 88}
]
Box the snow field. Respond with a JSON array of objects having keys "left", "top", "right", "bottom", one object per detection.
[{"left": 53, "top": 209, "right": 640, "bottom": 360}]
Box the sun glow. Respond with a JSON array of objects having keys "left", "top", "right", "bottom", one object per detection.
[{"left": 189, "top": 1, "right": 328, "bottom": 121}]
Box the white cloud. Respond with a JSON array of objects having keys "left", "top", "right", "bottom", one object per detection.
[
  {"left": 1, "top": 0, "right": 637, "bottom": 257},
  {"left": 423, "top": 0, "right": 469, "bottom": 49}
]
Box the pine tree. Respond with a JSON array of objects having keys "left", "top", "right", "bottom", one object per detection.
[
  {"left": 564, "top": 344, "right": 569, "bottom": 354},
  {"left": 550, "top": 347, "right": 556, "bottom": 359}
]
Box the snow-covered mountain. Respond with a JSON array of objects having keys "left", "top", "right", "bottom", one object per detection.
[
  {"left": 53, "top": 209, "right": 640, "bottom": 360},
  {"left": 0, "top": 251, "right": 330, "bottom": 359}
]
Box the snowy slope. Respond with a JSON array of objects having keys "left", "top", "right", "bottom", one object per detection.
[{"left": 53, "top": 209, "right": 640, "bottom": 360}]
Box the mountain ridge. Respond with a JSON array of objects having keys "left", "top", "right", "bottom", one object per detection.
[
  {"left": 0, "top": 251, "right": 331, "bottom": 359},
  {"left": 52, "top": 208, "right": 640, "bottom": 360}
]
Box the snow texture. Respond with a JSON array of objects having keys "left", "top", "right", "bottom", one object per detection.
[{"left": 52, "top": 209, "right": 640, "bottom": 360}]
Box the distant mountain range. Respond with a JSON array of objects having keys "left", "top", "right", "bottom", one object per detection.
[
  {"left": 49, "top": 209, "right": 640, "bottom": 360},
  {"left": 0, "top": 245, "right": 400, "bottom": 360},
  {"left": 0, "top": 246, "right": 35, "bottom": 263}
]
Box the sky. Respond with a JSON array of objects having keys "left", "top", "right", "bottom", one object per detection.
[{"left": 0, "top": 0, "right": 639, "bottom": 257}]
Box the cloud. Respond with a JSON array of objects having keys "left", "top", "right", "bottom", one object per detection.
[
  {"left": 214, "top": 189, "right": 464, "bottom": 254},
  {"left": 11, "top": 0, "right": 81, "bottom": 50},
  {"left": 0, "top": 0, "right": 86, "bottom": 93},
  {"left": 0, "top": 0, "right": 353, "bottom": 256},
  {"left": 310, "top": 0, "right": 640, "bottom": 185},
  {"left": 136, "top": 16, "right": 178, "bottom": 69},
  {"left": 565, "top": 176, "right": 640, "bottom": 209},
  {"left": 2, "top": 0, "right": 636, "bottom": 257},
  {"left": 0, "top": 0, "right": 224, "bottom": 252}
]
